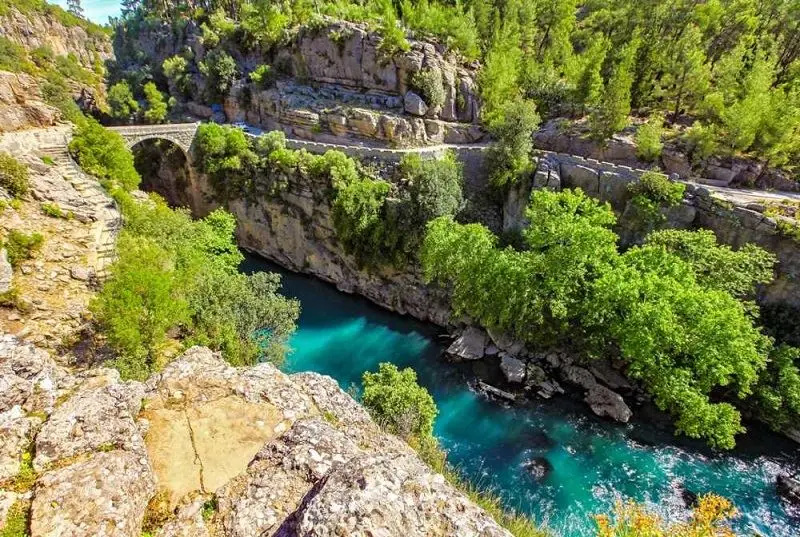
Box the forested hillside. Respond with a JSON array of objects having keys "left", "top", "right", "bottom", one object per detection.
[{"left": 111, "top": 0, "right": 800, "bottom": 180}]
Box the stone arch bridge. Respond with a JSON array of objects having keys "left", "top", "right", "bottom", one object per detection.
[{"left": 109, "top": 123, "right": 200, "bottom": 154}]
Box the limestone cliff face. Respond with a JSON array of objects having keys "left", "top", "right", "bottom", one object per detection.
[
  {"left": 118, "top": 18, "right": 484, "bottom": 145},
  {"left": 169, "top": 156, "right": 452, "bottom": 326},
  {"left": 0, "top": 336, "right": 513, "bottom": 537},
  {"left": 0, "top": 7, "right": 112, "bottom": 70},
  {"left": 0, "top": 72, "right": 60, "bottom": 132}
]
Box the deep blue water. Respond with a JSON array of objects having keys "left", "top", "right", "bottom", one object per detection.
[{"left": 242, "top": 253, "right": 800, "bottom": 537}]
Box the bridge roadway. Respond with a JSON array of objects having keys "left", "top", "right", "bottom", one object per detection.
[{"left": 107, "top": 122, "right": 800, "bottom": 206}]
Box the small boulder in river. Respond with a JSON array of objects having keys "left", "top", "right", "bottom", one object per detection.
[
  {"left": 445, "top": 326, "right": 488, "bottom": 362},
  {"left": 777, "top": 474, "right": 800, "bottom": 506},
  {"left": 523, "top": 457, "right": 553, "bottom": 481},
  {"left": 585, "top": 384, "right": 632, "bottom": 423},
  {"left": 500, "top": 355, "right": 526, "bottom": 383}
]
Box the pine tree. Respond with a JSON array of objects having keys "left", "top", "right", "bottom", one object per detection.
[
  {"left": 572, "top": 36, "right": 609, "bottom": 114},
  {"left": 661, "top": 25, "right": 711, "bottom": 122},
  {"left": 590, "top": 37, "right": 640, "bottom": 141},
  {"left": 67, "top": 0, "right": 84, "bottom": 18}
]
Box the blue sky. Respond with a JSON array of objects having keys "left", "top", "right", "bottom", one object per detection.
[{"left": 53, "top": 0, "right": 121, "bottom": 24}]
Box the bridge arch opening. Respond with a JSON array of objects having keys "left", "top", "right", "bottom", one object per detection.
[{"left": 131, "top": 137, "right": 194, "bottom": 208}]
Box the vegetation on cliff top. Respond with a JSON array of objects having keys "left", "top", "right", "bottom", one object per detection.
[
  {"left": 111, "top": 0, "right": 800, "bottom": 178},
  {"left": 68, "top": 118, "right": 299, "bottom": 380},
  {"left": 421, "top": 188, "right": 798, "bottom": 450}
]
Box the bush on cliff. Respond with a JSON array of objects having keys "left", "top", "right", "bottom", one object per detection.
[
  {"left": 486, "top": 98, "right": 540, "bottom": 188},
  {"left": 93, "top": 193, "right": 300, "bottom": 379},
  {"left": 362, "top": 362, "right": 438, "bottom": 438},
  {"left": 108, "top": 81, "right": 139, "bottom": 120},
  {"left": 422, "top": 188, "right": 781, "bottom": 449},
  {"left": 0, "top": 153, "right": 30, "bottom": 198},
  {"left": 69, "top": 116, "right": 141, "bottom": 191}
]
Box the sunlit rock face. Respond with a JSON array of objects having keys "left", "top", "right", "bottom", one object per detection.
[{"left": 0, "top": 338, "right": 513, "bottom": 537}]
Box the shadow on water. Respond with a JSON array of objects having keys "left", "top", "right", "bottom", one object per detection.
[{"left": 241, "top": 251, "right": 800, "bottom": 537}]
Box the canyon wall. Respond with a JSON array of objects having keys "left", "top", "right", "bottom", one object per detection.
[{"left": 117, "top": 19, "right": 484, "bottom": 146}]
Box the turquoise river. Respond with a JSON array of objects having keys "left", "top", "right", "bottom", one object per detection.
[{"left": 243, "top": 253, "right": 800, "bottom": 537}]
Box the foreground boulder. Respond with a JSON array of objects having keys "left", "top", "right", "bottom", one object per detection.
[{"left": 1, "top": 339, "right": 514, "bottom": 537}]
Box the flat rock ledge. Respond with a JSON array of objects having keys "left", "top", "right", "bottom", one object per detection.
[{"left": 0, "top": 335, "right": 513, "bottom": 537}]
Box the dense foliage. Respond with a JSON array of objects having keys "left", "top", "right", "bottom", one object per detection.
[
  {"left": 93, "top": 194, "right": 300, "bottom": 379},
  {"left": 69, "top": 116, "right": 141, "bottom": 191},
  {"left": 362, "top": 362, "right": 438, "bottom": 438},
  {"left": 143, "top": 81, "right": 169, "bottom": 123},
  {"left": 3, "top": 230, "right": 44, "bottom": 268},
  {"left": 111, "top": 1, "right": 800, "bottom": 175},
  {"left": 108, "top": 81, "right": 139, "bottom": 119},
  {"left": 68, "top": 121, "right": 299, "bottom": 380},
  {"left": 194, "top": 124, "right": 463, "bottom": 266},
  {"left": 422, "top": 188, "right": 795, "bottom": 449},
  {"left": 0, "top": 153, "right": 30, "bottom": 198},
  {"left": 626, "top": 171, "right": 686, "bottom": 227}
]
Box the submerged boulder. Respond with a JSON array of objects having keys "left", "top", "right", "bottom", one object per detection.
[{"left": 522, "top": 457, "right": 553, "bottom": 481}]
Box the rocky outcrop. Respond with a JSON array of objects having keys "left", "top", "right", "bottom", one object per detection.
[
  {"left": 166, "top": 151, "right": 451, "bottom": 325},
  {"left": 224, "top": 81, "right": 485, "bottom": 147},
  {"left": 0, "top": 71, "right": 60, "bottom": 132},
  {"left": 0, "top": 126, "right": 122, "bottom": 348},
  {"left": 0, "top": 336, "right": 514, "bottom": 537},
  {"left": 120, "top": 18, "right": 482, "bottom": 146},
  {"left": 0, "top": 7, "right": 111, "bottom": 70}
]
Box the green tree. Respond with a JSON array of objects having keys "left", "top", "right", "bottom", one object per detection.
[
  {"left": 571, "top": 36, "right": 608, "bottom": 113},
  {"left": 645, "top": 228, "right": 776, "bottom": 301},
  {"left": 401, "top": 151, "right": 464, "bottom": 223},
  {"left": 69, "top": 117, "right": 140, "bottom": 191},
  {"left": 660, "top": 24, "right": 711, "bottom": 121},
  {"left": 634, "top": 115, "right": 664, "bottom": 162},
  {"left": 91, "top": 235, "right": 190, "bottom": 379},
  {"left": 751, "top": 345, "right": 800, "bottom": 431},
  {"left": 107, "top": 81, "right": 139, "bottom": 120},
  {"left": 590, "top": 37, "right": 640, "bottom": 140},
  {"left": 143, "top": 81, "right": 168, "bottom": 123},
  {"left": 162, "top": 55, "right": 189, "bottom": 96},
  {"left": 486, "top": 98, "right": 540, "bottom": 187},
  {"left": 585, "top": 244, "right": 771, "bottom": 449},
  {"left": 362, "top": 362, "right": 438, "bottom": 439},
  {"left": 199, "top": 48, "right": 238, "bottom": 98}
]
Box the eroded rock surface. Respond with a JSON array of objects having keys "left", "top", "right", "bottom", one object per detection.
[{"left": 0, "top": 340, "right": 516, "bottom": 537}]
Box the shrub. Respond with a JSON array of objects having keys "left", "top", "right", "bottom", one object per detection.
[
  {"left": 41, "top": 202, "right": 70, "bottom": 219},
  {"left": 4, "top": 230, "right": 44, "bottom": 267},
  {"left": 69, "top": 117, "right": 141, "bottom": 191},
  {"left": 0, "top": 36, "right": 35, "bottom": 74},
  {"left": 634, "top": 116, "right": 664, "bottom": 162},
  {"left": 162, "top": 55, "right": 189, "bottom": 96},
  {"left": 486, "top": 98, "right": 540, "bottom": 187},
  {"left": 107, "top": 81, "right": 139, "bottom": 119},
  {"left": 95, "top": 191, "right": 299, "bottom": 379},
  {"left": 199, "top": 48, "right": 238, "bottom": 97},
  {"left": 627, "top": 170, "right": 686, "bottom": 226},
  {"left": 249, "top": 64, "right": 275, "bottom": 89},
  {"left": 91, "top": 236, "right": 190, "bottom": 378},
  {"left": 331, "top": 176, "right": 391, "bottom": 263},
  {"left": 595, "top": 494, "right": 739, "bottom": 537},
  {"left": 411, "top": 67, "right": 445, "bottom": 108},
  {"left": 143, "top": 81, "right": 168, "bottom": 123},
  {"left": 377, "top": 0, "right": 410, "bottom": 57},
  {"left": 0, "top": 500, "right": 30, "bottom": 537},
  {"left": 362, "top": 362, "right": 438, "bottom": 438},
  {"left": 401, "top": 151, "right": 464, "bottom": 223},
  {"left": 0, "top": 153, "right": 30, "bottom": 198}
]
